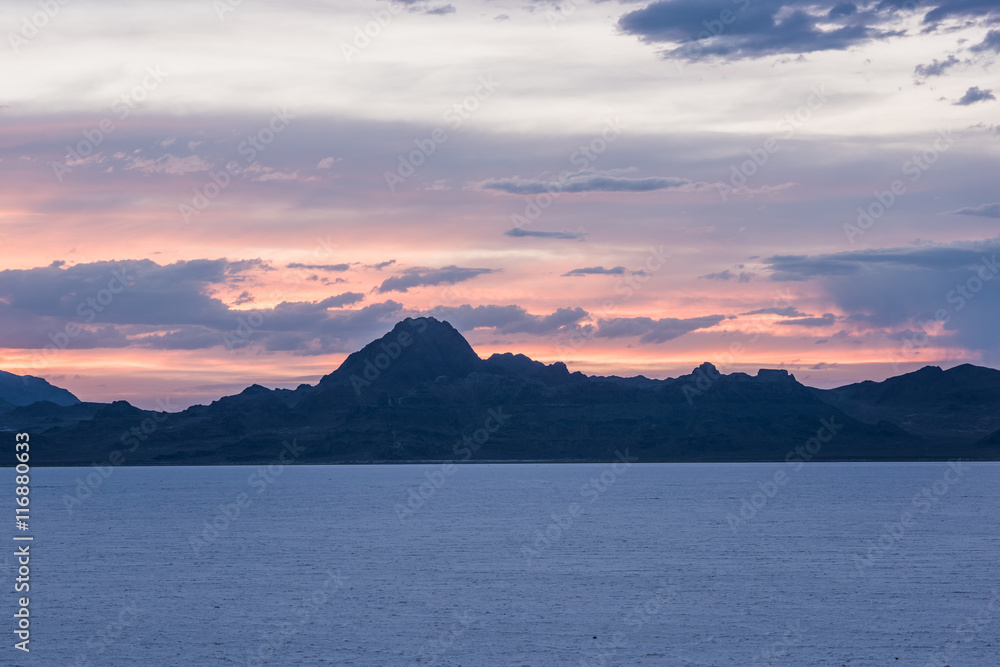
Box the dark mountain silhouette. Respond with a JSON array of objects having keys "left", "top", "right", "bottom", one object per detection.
[
  {"left": 3, "top": 317, "right": 999, "bottom": 465},
  {"left": 0, "top": 369, "right": 80, "bottom": 410},
  {"left": 814, "top": 364, "right": 1000, "bottom": 444}
]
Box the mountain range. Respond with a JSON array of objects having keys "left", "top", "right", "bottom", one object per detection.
[{"left": 3, "top": 317, "right": 999, "bottom": 465}]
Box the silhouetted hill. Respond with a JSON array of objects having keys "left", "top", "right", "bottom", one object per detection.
[
  {"left": 814, "top": 363, "right": 1000, "bottom": 443},
  {"left": 3, "top": 318, "right": 999, "bottom": 465},
  {"left": 0, "top": 370, "right": 80, "bottom": 411}
]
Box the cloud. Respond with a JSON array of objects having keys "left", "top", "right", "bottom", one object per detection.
[
  {"left": 617, "top": 0, "right": 902, "bottom": 62},
  {"left": 287, "top": 263, "right": 351, "bottom": 271},
  {"left": 124, "top": 153, "right": 212, "bottom": 175},
  {"left": 316, "top": 157, "right": 341, "bottom": 169},
  {"left": 764, "top": 241, "right": 1000, "bottom": 281},
  {"left": 594, "top": 315, "right": 726, "bottom": 344},
  {"left": 429, "top": 304, "right": 588, "bottom": 335},
  {"left": 482, "top": 172, "right": 691, "bottom": 195},
  {"left": 776, "top": 313, "right": 837, "bottom": 327},
  {"left": 740, "top": 306, "right": 808, "bottom": 317},
  {"left": 617, "top": 1, "right": 1000, "bottom": 62},
  {"left": 398, "top": 0, "right": 455, "bottom": 14},
  {"left": 365, "top": 260, "right": 396, "bottom": 270},
  {"left": 376, "top": 266, "right": 496, "bottom": 293},
  {"left": 504, "top": 228, "right": 586, "bottom": 240},
  {"left": 562, "top": 266, "right": 626, "bottom": 277},
  {"left": 948, "top": 202, "right": 1000, "bottom": 218},
  {"left": 763, "top": 237, "right": 1000, "bottom": 358},
  {"left": 955, "top": 86, "right": 996, "bottom": 106},
  {"left": 699, "top": 270, "right": 755, "bottom": 282},
  {"left": 921, "top": 0, "right": 1000, "bottom": 25},
  {"left": 914, "top": 55, "right": 959, "bottom": 80},
  {"left": 0, "top": 259, "right": 412, "bottom": 356},
  {"left": 318, "top": 292, "right": 365, "bottom": 308},
  {"left": 970, "top": 29, "right": 1000, "bottom": 53}
]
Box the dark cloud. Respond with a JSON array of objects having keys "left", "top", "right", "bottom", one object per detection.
[
  {"left": 482, "top": 173, "right": 691, "bottom": 195},
  {"left": 921, "top": 0, "right": 1000, "bottom": 25},
  {"left": 764, "top": 238, "right": 1000, "bottom": 359},
  {"left": 914, "top": 55, "right": 959, "bottom": 80},
  {"left": 423, "top": 5, "right": 455, "bottom": 15},
  {"left": 955, "top": 86, "right": 996, "bottom": 106},
  {"left": 970, "top": 29, "right": 1000, "bottom": 53},
  {"left": 764, "top": 242, "right": 1000, "bottom": 281},
  {"left": 948, "top": 202, "right": 1000, "bottom": 218},
  {"left": 504, "top": 228, "right": 586, "bottom": 240},
  {"left": 699, "top": 270, "right": 755, "bottom": 282},
  {"left": 828, "top": 3, "right": 857, "bottom": 19},
  {"left": 617, "top": 0, "right": 902, "bottom": 62},
  {"left": 595, "top": 315, "right": 726, "bottom": 344},
  {"left": 376, "top": 266, "right": 497, "bottom": 293},
  {"left": 318, "top": 292, "right": 365, "bottom": 308},
  {"left": 366, "top": 260, "right": 396, "bottom": 270},
  {"left": 617, "top": 0, "right": 1000, "bottom": 62},
  {"left": 428, "top": 304, "right": 588, "bottom": 335},
  {"left": 776, "top": 313, "right": 837, "bottom": 327},
  {"left": 741, "top": 306, "right": 808, "bottom": 317},
  {"left": 287, "top": 262, "right": 350, "bottom": 271},
  {"left": 397, "top": 0, "right": 456, "bottom": 14},
  {"left": 0, "top": 259, "right": 411, "bottom": 356},
  {"left": 562, "top": 266, "right": 626, "bottom": 277},
  {"left": 0, "top": 258, "right": 264, "bottom": 327}
]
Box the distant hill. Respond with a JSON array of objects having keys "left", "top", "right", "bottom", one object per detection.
[
  {"left": 3, "top": 318, "right": 999, "bottom": 465},
  {"left": 813, "top": 364, "right": 1000, "bottom": 444},
  {"left": 0, "top": 370, "right": 80, "bottom": 411}
]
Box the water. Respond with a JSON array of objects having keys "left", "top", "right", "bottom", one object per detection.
[{"left": 5, "top": 462, "right": 999, "bottom": 665}]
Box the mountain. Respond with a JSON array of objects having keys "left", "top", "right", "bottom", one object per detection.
[
  {"left": 814, "top": 363, "right": 1000, "bottom": 444},
  {"left": 3, "top": 318, "right": 999, "bottom": 465},
  {"left": 0, "top": 370, "right": 80, "bottom": 411}
]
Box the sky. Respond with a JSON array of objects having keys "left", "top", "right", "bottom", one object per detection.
[{"left": 1, "top": 0, "right": 999, "bottom": 409}]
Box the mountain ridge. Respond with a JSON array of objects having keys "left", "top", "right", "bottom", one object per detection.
[{"left": 3, "top": 317, "right": 999, "bottom": 465}]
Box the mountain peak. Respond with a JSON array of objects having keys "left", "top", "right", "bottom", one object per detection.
[
  {"left": 320, "top": 317, "right": 483, "bottom": 391},
  {"left": 0, "top": 369, "right": 80, "bottom": 410}
]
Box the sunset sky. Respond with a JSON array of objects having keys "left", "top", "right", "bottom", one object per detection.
[{"left": 2, "top": 0, "right": 999, "bottom": 409}]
